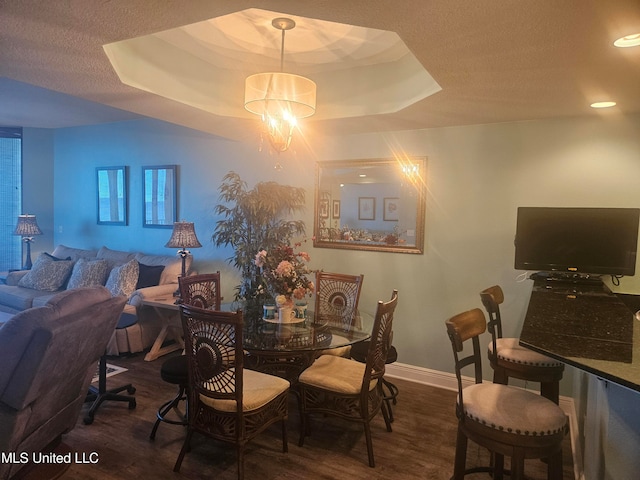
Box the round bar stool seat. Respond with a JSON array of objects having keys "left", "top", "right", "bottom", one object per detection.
[
  {"left": 149, "top": 355, "right": 188, "bottom": 440},
  {"left": 350, "top": 341, "right": 399, "bottom": 423}
]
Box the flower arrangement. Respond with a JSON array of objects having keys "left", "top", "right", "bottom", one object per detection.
[{"left": 254, "top": 240, "right": 314, "bottom": 303}]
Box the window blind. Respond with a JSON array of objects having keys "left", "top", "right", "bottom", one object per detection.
[{"left": 0, "top": 127, "right": 23, "bottom": 271}]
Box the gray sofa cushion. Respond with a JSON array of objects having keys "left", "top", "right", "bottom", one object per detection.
[
  {"left": 51, "top": 244, "right": 98, "bottom": 261},
  {"left": 17, "top": 254, "right": 73, "bottom": 292},
  {"left": 67, "top": 258, "right": 109, "bottom": 289},
  {"left": 0, "top": 285, "right": 52, "bottom": 311},
  {"left": 97, "top": 246, "right": 136, "bottom": 270}
]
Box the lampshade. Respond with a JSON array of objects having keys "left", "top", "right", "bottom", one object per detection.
[
  {"left": 165, "top": 222, "right": 202, "bottom": 249},
  {"left": 244, "top": 17, "right": 316, "bottom": 153},
  {"left": 13, "top": 214, "right": 42, "bottom": 237},
  {"left": 244, "top": 72, "right": 317, "bottom": 119}
]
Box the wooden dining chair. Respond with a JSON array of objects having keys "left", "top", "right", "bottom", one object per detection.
[
  {"left": 480, "top": 285, "right": 564, "bottom": 404},
  {"left": 174, "top": 304, "right": 289, "bottom": 480},
  {"left": 150, "top": 272, "right": 221, "bottom": 440},
  {"left": 314, "top": 270, "right": 364, "bottom": 357},
  {"left": 445, "top": 308, "right": 567, "bottom": 480},
  {"left": 298, "top": 290, "right": 398, "bottom": 467}
]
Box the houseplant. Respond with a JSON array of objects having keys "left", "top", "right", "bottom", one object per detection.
[{"left": 211, "top": 171, "right": 306, "bottom": 307}]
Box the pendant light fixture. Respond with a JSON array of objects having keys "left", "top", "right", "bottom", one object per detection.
[{"left": 244, "top": 17, "right": 316, "bottom": 153}]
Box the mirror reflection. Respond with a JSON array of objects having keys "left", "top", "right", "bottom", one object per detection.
[{"left": 314, "top": 158, "right": 426, "bottom": 254}]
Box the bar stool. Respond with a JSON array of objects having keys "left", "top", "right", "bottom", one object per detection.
[
  {"left": 149, "top": 354, "right": 188, "bottom": 439},
  {"left": 149, "top": 272, "right": 221, "bottom": 440},
  {"left": 480, "top": 285, "right": 564, "bottom": 404},
  {"left": 445, "top": 308, "right": 568, "bottom": 479}
]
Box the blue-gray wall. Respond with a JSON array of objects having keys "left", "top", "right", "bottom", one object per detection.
[{"left": 21, "top": 112, "right": 640, "bottom": 478}]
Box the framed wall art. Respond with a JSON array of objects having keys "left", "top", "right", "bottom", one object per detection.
[
  {"left": 384, "top": 197, "right": 399, "bottom": 221},
  {"left": 96, "top": 166, "right": 127, "bottom": 225},
  {"left": 332, "top": 200, "right": 341, "bottom": 219},
  {"left": 143, "top": 165, "right": 177, "bottom": 228},
  {"left": 358, "top": 197, "right": 375, "bottom": 220}
]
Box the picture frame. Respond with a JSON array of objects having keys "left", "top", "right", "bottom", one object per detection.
[
  {"left": 383, "top": 197, "right": 399, "bottom": 221},
  {"left": 358, "top": 197, "right": 376, "bottom": 220},
  {"left": 143, "top": 165, "right": 177, "bottom": 228},
  {"left": 332, "top": 200, "right": 341, "bottom": 219},
  {"left": 319, "top": 199, "right": 329, "bottom": 219},
  {"left": 96, "top": 166, "right": 127, "bottom": 225}
]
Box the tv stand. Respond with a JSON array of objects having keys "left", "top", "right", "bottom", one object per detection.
[{"left": 529, "top": 272, "right": 611, "bottom": 295}]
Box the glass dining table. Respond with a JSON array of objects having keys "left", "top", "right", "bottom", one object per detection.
[{"left": 241, "top": 307, "right": 374, "bottom": 382}]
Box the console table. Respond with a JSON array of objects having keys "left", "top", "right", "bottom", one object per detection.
[{"left": 520, "top": 279, "right": 640, "bottom": 392}]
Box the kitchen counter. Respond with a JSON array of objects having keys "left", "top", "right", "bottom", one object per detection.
[{"left": 520, "top": 279, "right": 640, "bottom": 392}]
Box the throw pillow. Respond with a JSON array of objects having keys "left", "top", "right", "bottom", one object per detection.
[
  {"left": 105, "top": 259, "right": 139, "bottom": 297},
  {"left": 136, "top": 263, "right": 165, "bottom": 289},
  {"left": 43, "top": 252, "right": 72, "bottom": 261},
  {"left": 18, "top": 253, "right": 74, "bottom": 291},
  {"left": 66, "top": 258, "right": 109, "bottom": 289}
]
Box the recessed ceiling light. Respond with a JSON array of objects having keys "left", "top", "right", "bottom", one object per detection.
[
  {"left": 614, "top": 33, "right": 640, "bottom": 48},
  {"left": 359, "top": 174, "right": 367, "bottom": 178},
  {"left": 590, "top": 101, "right": 617, "bottom": 109}
]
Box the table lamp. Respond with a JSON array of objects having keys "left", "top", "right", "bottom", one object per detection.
[
  {"left": 165, "top": 221, "right": 202, "bottom": 303},
  {"left": 13, "top": 214, "right": 42, "bottom": 270}
]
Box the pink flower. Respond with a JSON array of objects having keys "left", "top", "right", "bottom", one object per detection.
[
  {"left": 293, "top": 287, "right": 307, "bottom": 299},
  {"left": 254, "top": 249, "right": 267, "bottom": 268},
  {"left": 299, "top": 251, "right": 311, "bottom": 262},
  {"left": 275, "top": 260, "right": 294, "bottom": 277}
]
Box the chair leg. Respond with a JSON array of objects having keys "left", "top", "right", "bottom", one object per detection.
[
  {"left": 236, "top": 445, "right": 244, "bottom": 480},
  {"left": 547, "top": 449, "right": 564, "bottom": 480},
  {"left": 510, "top": 450, "right": 525, "bottom": 480},
  {"left": 493, "top": 453, "right": 505, "bottom": 480},
  {"left": 382, "top": 377, "right": 399, "bottom": 424},
  {"left": 297, "top": 391, "right": 308, "bottom": 447},
  {"left": 363, "top": 420, "right": 375, "bottom": 468},
  {"left": 492, "top": 367, "right": 509, "bottom": 385},
  {"left": 173, "top": 428, "right": 193, "bottom": 472},
  {"left": 281, "top": 418, "right": 288, "bottom": 453},
  {"left": 452, "top": 424, "right": 468, "bottom": 480},
  {"left": 541, "top": 381, "right": 560, "bottom": 405}
]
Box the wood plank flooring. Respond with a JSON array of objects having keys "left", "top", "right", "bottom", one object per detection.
[{"left": 50, "top": 351, "right": 574, "bottom": 479}]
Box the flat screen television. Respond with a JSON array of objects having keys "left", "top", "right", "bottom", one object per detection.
[{"left": 514, "top": 207, "right": 640, "bottom": 276}]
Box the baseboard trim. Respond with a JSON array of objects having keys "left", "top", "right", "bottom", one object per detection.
[{"left": 385, "top": 362, "right": 582, "bottom": 480}]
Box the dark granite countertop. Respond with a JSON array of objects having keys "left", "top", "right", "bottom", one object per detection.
[{"left": 520, "top": 280, "right": 640, "bottom": 392}]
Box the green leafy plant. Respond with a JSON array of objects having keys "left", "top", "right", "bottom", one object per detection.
[{"left": 212, "top": 172, "right": 306, "bottom": 305}]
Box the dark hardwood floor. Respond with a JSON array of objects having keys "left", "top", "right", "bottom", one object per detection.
[{"left": 49, "top": 351, "right": 574, "bottom": 479}]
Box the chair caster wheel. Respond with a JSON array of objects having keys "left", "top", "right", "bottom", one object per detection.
[
  {"left": 129, "top": 399, "right": 137, "bottom": 409},
  {"left": 127, "top": 386, "right": 136, "bottom": 394},
  {"left": 83, "top": 415, "right": 94, "bottom": 425}
]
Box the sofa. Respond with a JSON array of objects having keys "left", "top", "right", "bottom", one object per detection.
[
  {"left": 0, "top": 286, "right": 127, "bottom": 480},
  {"left": 0, "top": 244, "right": 193, "bottom": 356}
]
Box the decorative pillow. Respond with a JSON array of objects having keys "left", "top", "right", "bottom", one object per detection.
[
  {"left": 136, "top": 263, "right": 165, "bottom": 289},
  {"left": 97, "top": 246, "right": 136, "bottom": 270},
  {"left": 105, "top": 259, "right": 139, "bottom": 297},
  {"left": 66, "top": 258, "right": 109, "bottom": 290},
  {"left": 43, "top": 252, "right": 72, "bottom": 261},
  {"left": 134, "top": 252, "right": 191, "bottom": 285},
  {"left": 18, "top": 253, "right": 74, "bottom": 292}
]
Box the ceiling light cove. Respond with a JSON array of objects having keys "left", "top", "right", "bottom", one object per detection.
[{"left": 102, "top": 8, "right": 441, "bottom": 124}]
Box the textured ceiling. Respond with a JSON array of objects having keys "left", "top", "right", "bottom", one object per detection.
[{"left": 0, "top": 0, "right": 639, "bottom": 143}]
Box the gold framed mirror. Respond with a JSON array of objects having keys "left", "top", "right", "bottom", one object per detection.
[{"left": 313, "top": 157, "right": 426, "bottom": 254}]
